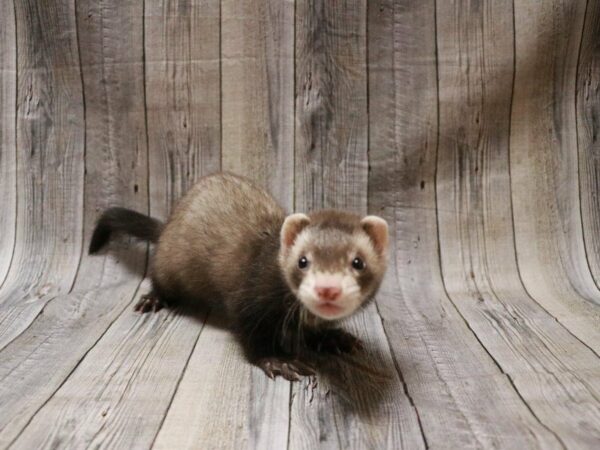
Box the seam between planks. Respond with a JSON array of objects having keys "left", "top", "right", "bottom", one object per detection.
[
  {"left": 287, "top": 0, "right": 298, "bottom": 447},
  {"left": 149, "top": 309, "right": 210, "bottom": 449},
  {"left": 0, "top": 0, "right": 19, "bottom": 292},
  {"left": 285, "top": 381, "right": 293, "bottom": 450},
  {"left": 328, "top": 395, "right": 343, "bottom": 450},
  {"left": 365, "top": 4, "right": 428, "bottom": 448},
  {"left": 432, "top": 2, "right": 566, "bottom": 446},
  {"left": 0, "top": 0, "right": 86, "bottom": 352},
  {"left": 574, "top": 0, "right": 599, "bottom": 294},
  {"left": 5, "top": 289, "right": 145, "bottom": 449},
  {"left": 67, "top": 0, "right": 88, "bottom": 295},
  {"left": 218, "top": 0, "right": 223, "bottom": 172},
  {"left": 433, "top": 177, "right": 568, "bottom": 449},
  {"left": 142, "top": 0, "right": 151, "bottom": 220},
  {"left": 364, "top": 0, "right": 370, "bottom": 209},
  {"left": 373, "top": 299, "right": 429, "bottom": 449},
  {"left": 0, "top": 295, "right": 57, "bottom": 353},
  {"left": 505, "top": 0, "right": 600, "bottom": 361},
  {"left": 292, "top": 0, "right": 296, "bottom": 212}
]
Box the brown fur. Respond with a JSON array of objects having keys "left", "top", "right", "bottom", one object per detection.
[
  {"left": 90, "top": 172, "right": 388, "bottom": 378},
  {"left": 152, "top": 173, "right": 286, "bottom": 310}
]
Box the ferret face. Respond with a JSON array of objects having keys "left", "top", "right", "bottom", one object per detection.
[{"left": 279, "top": 211, "right": 389, "bottom": 321}]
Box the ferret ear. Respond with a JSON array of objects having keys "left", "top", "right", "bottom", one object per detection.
[
  {"left": 281, "top": 213, "right": 311, "bottom": 249},
  {"left": 361, "top": 215, "right": 389, "bottom": 255}
]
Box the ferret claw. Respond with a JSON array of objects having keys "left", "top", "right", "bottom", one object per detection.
[
  {"left": 257, "top": 357, "right": 316, "bottom": 381},
  {"left": 134, "top": 292, "right": 164, "bottom": 313}
]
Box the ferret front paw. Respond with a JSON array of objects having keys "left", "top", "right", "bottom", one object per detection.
[
  {"left": 313, "top": 329, "right": 364, "bottom": 355},
  {"left": 134, "top": 292, "right": 165, "bottom": 313},
  {"left": 256, "top": 357, "right": 316, "bottom": 381}
]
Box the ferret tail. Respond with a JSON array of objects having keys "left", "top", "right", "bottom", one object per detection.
[{"left": 89, "top": 207, "right": 164, "bottom": 254}]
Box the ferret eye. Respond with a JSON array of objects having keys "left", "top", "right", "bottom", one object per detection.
[
  {"left": 298, "top": 256, "right": 309, "bottom": 269},
  {"left": 352, "top": 257, "right": 365, "bottom": 271}
]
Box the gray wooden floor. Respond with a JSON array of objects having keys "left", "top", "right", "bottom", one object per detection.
[{"left": 1, "top": 0, "right": 600, "bottom": 448}]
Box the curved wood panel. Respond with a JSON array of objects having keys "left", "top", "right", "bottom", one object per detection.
[
  {"left": 577, "top": 0, "right": 600, "bottom": 286},
  {"left": 0, "top": 0, "right": 151, "bottom": 445},
  {"left": 0, "top": 0, "right": 85, "bottom": 350},
  {"left": 146, "top": 0, "right": 221, "bottom": 218},
  {"left": 369, "top": 0, "right": 563, "bottom": 447},
  {"left": 291, "top": 2, "right": 425, "bottom": 448},
  {"left": 221, "top": 0, "right": 294, "bottom": 207},
  {"left": 436, "top": 0, "right": 600, "bottom": 446},
  {"left": 0, "top": 0, "right": 17, "bottom": 287},
  {"left": 510, "top": 0, "right": 600, "bottom": 351},
  {"left": 0, "top": 0, "right": 598, "bottom": 448},
  {"left": 155, "top": 1, "right": 293, "bottom": 448},
  {"left": 294, "top": 0, "right": 368, "bottom": 214}
]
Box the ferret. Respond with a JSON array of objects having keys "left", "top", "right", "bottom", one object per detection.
[{"left": 89, "top": 172, "right": 388, "bottom": 381}]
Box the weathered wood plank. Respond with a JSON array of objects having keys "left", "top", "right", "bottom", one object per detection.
[
  {"left": 368, "top": 0, "right": 564, "bottom": 448},
  {"left": 9, "top": 286, "right": 201, "bottom": 450},
  {"left": 221, "top": 0, "right": 294, "bottom": 207},
  {"left": 435, "top": 0, "right": 600, "bottom": 446},
  {"left": 13, "top": 1, "right": 222, "bottom": 448},
  {"left": 289, "top": 304, "right": 426, "bottom": 450},
  {"left": 13, "top": 0, "right": 224, "bottom": 444},
  {"left": 291, "top": 2, "right": 425, "bottom": 448},
  {"left": 2, "top": 0, "right": 600, "bottom": 448},
  {"left": 510, "top": 0, "right": 600, "bottom": 352},
  {"left": 146, "top": 0, "right": 221, "bottom": 218},
  {"left": 0, "top": 276, "right": 145, "bottom": 447},
  {"left": 577, "top": 1, "right": 600, "bottom": 286},
  {"left": 78, "top": 0, "right": 149, "bottom": 216},
  {"left": 0, "top": 0, "right": 17, "bottom": 287},
  {"left": 0, "top": 0, "right": 152, "bottom": 445},
  {"left": 0, "top": 0, "right": 85, "bottom": 350},
  {"left": 294, "top": 0, "right": 368, "bottom": 214},
  {"left": 154, "top": 2, "right": 293, "bottom": 447},
  {"left": 153, "top": 320, "right": 291, "bottom": 450}
]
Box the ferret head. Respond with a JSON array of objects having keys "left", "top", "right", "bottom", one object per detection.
[{"left": 279, "top": 210, "right": 389, "bottom": 321}]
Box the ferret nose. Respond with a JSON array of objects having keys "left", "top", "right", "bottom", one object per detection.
[{"left": 315, "top": 286, "right": 342, "bottom": 302}]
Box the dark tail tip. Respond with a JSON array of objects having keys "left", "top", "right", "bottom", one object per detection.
[
  {"left": 89, "top": 221, "right": 111, "bottom": 254},
  {"left": 88, "top": 207, "right": 163, "bottom": 254}
]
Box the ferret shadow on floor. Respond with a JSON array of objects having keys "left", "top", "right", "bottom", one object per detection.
[
  {"left": 304, "top": 342, "right": 398, "bottom": 418},
  {"left": 172, "top": 303, "right": 397, "bottom": 417}
]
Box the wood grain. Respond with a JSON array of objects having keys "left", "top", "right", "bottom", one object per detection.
[
  {"left": 368, "top": 0, "right": 563, "bottom": 447},
  {"left": 0, "top": 0, "right": 17, "bottom": 287},
  {"left": 155, "top": 2, "right": 294, "bottom": 446},
  {"left": 0, "top": 0, "right": 85, "bottom": 350},
  {"left": 510, "top": 0, "right": 600, "bottom": 352},
  {"left": 146, "top": 0, "right": 221, "bottom": 219},
  {"left": 0, "top": 279, "right": 146, "bottom": 447},
  {"left": 1, "top": 0, "right": 599, "bottom": 448},
  {"left": 221, "top": 0, "right": 294, "bottom": 207},
  {"left": 153, "top": 320, "right": 291, "bottom": 450},
  {"left": 291, "top": 2, "right": 425, "bottom": 448},
  {"left": 436, "top": 0, "right": 600, "bottom": 446},
  {"left": 294, "top": 0, "right": 368, "bottom": 214},
  {"left": 289, "top": 305, "right": 426, "bottom": 450},
  {"left": 0, "top": 0, "right": 151, "bottom": 445},
  {"left": 577, "top": 0, "right": 600, "bottom": 286},
  {"left": 10, "top": 288, "right": 201, "bottom": 450}
]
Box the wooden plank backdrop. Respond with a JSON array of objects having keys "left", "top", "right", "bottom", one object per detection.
[{"left": 0, "top": 0, "right": 599, "bottom": 448}]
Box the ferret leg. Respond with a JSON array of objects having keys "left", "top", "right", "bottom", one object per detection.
[
  {"left": 306, "top": 328, "right": 364, "bottom": 355},
  {"left": 235, "top": 315, "right": 316, "bottom": 381}
]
